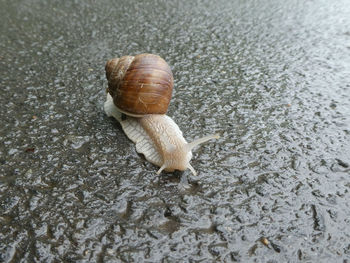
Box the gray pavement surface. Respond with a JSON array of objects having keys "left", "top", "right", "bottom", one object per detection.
[{"left": 1, "top": 0, "right": 350, "bottom": 261}]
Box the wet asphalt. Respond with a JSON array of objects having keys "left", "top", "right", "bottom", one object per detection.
[{"left": 1, "top": 0, "right": 350, "bottom": 262}]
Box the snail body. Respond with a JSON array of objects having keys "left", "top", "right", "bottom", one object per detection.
[{"left": 104, "top": 53, "right": 219, "bottom": 175}]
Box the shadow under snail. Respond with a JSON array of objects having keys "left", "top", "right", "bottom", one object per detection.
[{"left": 104, "top": 53, "right": 219, "bottom": 176}]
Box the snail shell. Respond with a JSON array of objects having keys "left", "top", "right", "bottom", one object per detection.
[{"left": 105, "top": 53, "right": 173, "bottom": 117}]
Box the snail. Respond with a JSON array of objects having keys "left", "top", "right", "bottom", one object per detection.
[{"left": 104, "top": 53, "right": 219, "bottom": 176}]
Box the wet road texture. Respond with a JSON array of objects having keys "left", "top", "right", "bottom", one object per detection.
[{"left": 1, "top": 0, "right": 350, "bottom": 262}]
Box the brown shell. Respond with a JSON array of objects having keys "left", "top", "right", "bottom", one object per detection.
[{"left": 105, "top": 53, "right": 174, "bottom": 117}]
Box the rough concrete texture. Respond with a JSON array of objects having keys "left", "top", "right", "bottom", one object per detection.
[{"left": 1, "top": 0, "right": 350, "bottom": 262}]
